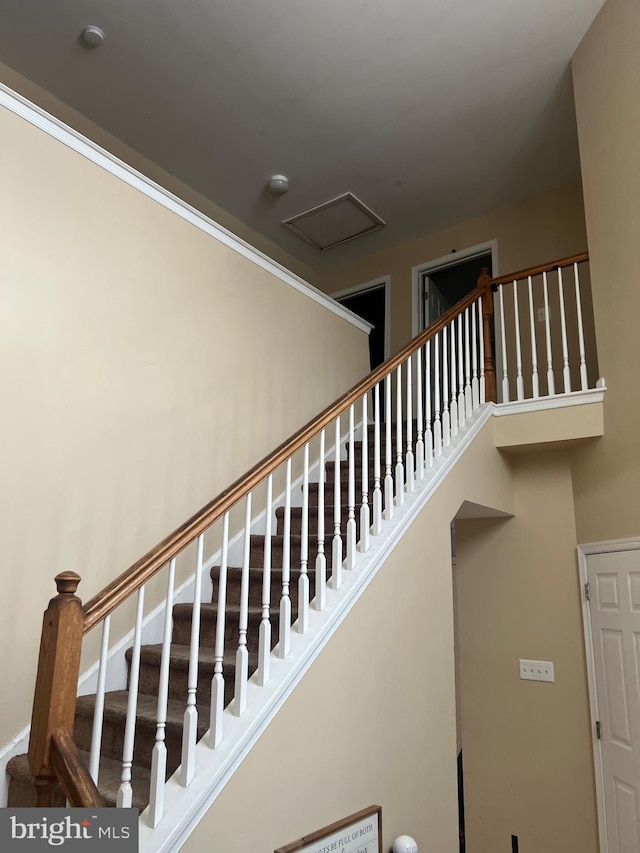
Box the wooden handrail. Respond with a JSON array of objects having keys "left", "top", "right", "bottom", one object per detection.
[
  {"left": 50, "top": 726, "right": 105, "bottom": 808},
  {"left": 82, "top": 250, "right": 589, "bottom": 632},
  {"left": 490, "top": 251, "right": 588, "bottom": 287},
  {"left": 82, "top": 281, "right": 489, "bottom": 632}
]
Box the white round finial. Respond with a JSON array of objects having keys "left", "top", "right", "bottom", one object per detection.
[
  {"left": 82, "top": 25, "right": 105, "bottom": 48},
  {"left": 392, "top": 836, "right": 418, "bottom": 853},
  {"left": 268, "top": 174, "right": 289, "bottom": 195}
]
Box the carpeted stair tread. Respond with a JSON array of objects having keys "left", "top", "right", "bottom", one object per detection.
[
  {"left": 75, "top": 690, "right": 209, "bottom": 732},
  {"left": 6, "top": 751, "right": 150, "bottom": 813}
]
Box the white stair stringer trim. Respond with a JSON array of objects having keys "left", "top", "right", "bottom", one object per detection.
[{"left": 138, "top": 403, "right": 495, "bottom": 853}]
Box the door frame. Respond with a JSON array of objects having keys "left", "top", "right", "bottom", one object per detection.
[
  {"left": 410, "top": 240, "right": 499, "bottom": 337},
  {"left": 578, "top": 535, "right": 640, "bottom": 853},
  {"left": 331, "top": 275, "right": 391, "bottom": 362}
]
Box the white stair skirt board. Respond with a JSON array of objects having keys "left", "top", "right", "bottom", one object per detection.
[{"left": 137, "top": 402, "right": 495, "bottom": 853}]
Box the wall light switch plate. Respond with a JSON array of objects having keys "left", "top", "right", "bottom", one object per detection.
[{"left": 519, "top": 659, "right": 554, "bottom": 682}]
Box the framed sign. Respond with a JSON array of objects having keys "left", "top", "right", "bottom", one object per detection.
[{"left": 275, "top": 805, "right": 382, "bottom": 853}]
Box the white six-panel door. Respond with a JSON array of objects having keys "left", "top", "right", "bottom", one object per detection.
[{"left": 586, "top": 548, "right": 640, "bottom": 853}]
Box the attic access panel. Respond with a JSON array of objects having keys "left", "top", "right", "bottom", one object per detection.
[{"left": 283, "top": 192, "right": 386, "bottom": 250}]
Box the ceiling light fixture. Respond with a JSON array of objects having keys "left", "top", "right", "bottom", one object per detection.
[
  {"left": 81, "top": 25, "right": 105, "bottom": 48},
  {"left": 268, "top": 175, "right": 289, "bottom": 195}
]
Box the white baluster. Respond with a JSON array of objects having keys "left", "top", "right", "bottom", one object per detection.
[
  {"left": 478, "top": 296, "right": 486, "bottom": 404},
  {"left": 315, "top": 430, "right": 327, "bottom": 610},
  {"left": 235, "top": 496, "right": 252, "bottom": 712},
  {"left": 415, "top": 351, "right": 425, "bottom": 480},
  {"left": 443, "top": 326, "right": 451, "bottom": 447},
  {"left": 117, "top": 585, "right": 145, "bottom": 808},
  {"left": 449, "top": 322, "right": 458, "bottom": 438},
  {"left": 148, "top": 560, "right": 176, "bottom": 827},
  {"left": 574, "top": 262, "right": 588, "bottom": 391},
  {"left": 433, "top": 333, "right": 442, "bottom": 457},
  {"left": 279, "top": 462, "right": 292, "bottom": 653},
  {"left": 513, "top": 280, "right": 524, "bottom": 401},
  {"left": 298, "top": 444, "right": 310, "bottom": 630},
  {"left": 257, "top": 476, "right": 272, "bottom": 683},
  {"left": 498, "top": 285, "right": 509, "bottom": 402},
  {"left": 384, "top": 376, "right": 394, "bottom": 520},
  {"left": 464, "top": 307, "right": 472, "bottom": 418},
  {"left": 527, "top": 275, "right": 540, "bottom": 399},
  {"left": 89, "top": 614, "right": 110, "bottom": 784},
  {"left": 210, "top": 512, "right": 229, "bottom": 748},
  {"left": 331, "top": 418, "right": 343, "bottom": 589},
  {"left": 395, "top": 365, "right": 405, "bottom": 506},
  {"left": 346, "top": 405, "right": 357, "bottom": 569},
  {"left": 471, "top": 301, "right": 479, "bottom": 410},
  {"left": 181, "top": 534, "right": 204, "bottom": 784},
  {"left": 557, "top": 266, "right": 571, "bottom": 393},
  {"left": 406, "top": 357, "right": 415, "bottom": 492},
  {"left": 372, "top": 383, "right": 383, "bottom": 534},
  {"left": 359, "top": 394, "right": 371, "bottom": 552},
  {"left": 425, "top": 338, "right": 433, "bottom": 467},
  {"left": 457, "top": 314, "right": 465, "bottom": 430},
  {"left": 543, "top": 271, "right": 555, "bottom": 395}
]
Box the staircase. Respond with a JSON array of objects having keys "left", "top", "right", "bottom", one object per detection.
[{"left": 6, "top": 425, "right": 383, "bottom": 812}]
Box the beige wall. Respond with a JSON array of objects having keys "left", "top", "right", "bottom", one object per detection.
[
  {"left": 456, "top": 452, "right": 598, "bottom": 853},
  {"left": 0, "top": 61, "right": 320, "bottom": 286},
  {"left": 183, "top": 419, "right": 515, "bottom": 853},
  {"left": 0, "top": 103, "right": 369, "bottom": 745},
  {"left": 316, "top": 184, "right": 588, "bottom": 356},
  {"left": 571, "top": 0, "right": 640, "bottom": 543}
]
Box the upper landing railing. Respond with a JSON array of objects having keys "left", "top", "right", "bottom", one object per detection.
[{"left": 26, "top": 251, "right": 594, "bottom": 821}]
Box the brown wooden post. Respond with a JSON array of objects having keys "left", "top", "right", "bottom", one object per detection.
[
  {"left": 28, "top": 571, "right": 84, "bottom": 806},
  {"left": 478, "top": 267, "right": 497, "bottom": 403}
]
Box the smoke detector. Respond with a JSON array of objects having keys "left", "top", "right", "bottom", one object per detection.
[{"left": 82, "top": 25, "right": 105, "bottom": 48}]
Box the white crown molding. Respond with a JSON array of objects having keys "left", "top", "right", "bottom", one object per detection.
[{"left": 0, "top": 82, "right": 371, "bottom": 336}]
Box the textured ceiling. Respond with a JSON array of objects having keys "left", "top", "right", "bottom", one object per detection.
[{"left": 0, "top": 1, "right": 604, "bottom": 269}]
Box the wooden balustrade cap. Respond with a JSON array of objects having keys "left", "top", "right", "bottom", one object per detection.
[{"left": 54, "top": 572, "right": 81, "bottom": 596}]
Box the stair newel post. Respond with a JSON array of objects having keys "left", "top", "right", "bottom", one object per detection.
[
  {"left": 314, "top": 430, "right": 327, "bottom": 611},
  {"left": 28, "top": 571, "right": 84, "bottom": 807},
  {"left": 383, "top": 375, "right": 394, "bottom": 521},
  {"left": 149, "top": 558, "right": 176, "bottom": 827},
  {"left": 405, "top": 356, "right": 415, "bottom": 492},
  {"left": 372, "top": 382, "right": 383, "bottom": 535},
  {"left": 394, "top": 364, "right": 404, "bottom": 507},
  {"left": 210, "top": 512, "right": 229, "bottom": 747},
  {"left": 279, "top": 463, "right": 292, "bottom": 656},
  {"left": 297, "top": 445, "right": 310, "bottom": 632},
  {"left": 235, "top": 495, "right": 253, "bottom": 707},
  {"left": 479, "top": 268, "right": 497, "bottom": 403},
  {"left": 415, "top": 351, "right": 425, "bottom": 480},
  {"left": 346, "top": 404, "right": 357, "bottom": 570},
  {"left": 331, "top": 417, "right": 343, "bottom": 589},
  {"left": 257, "top": 475, "right": 273, "bottom": 682},
  {"left": 359, "top": 393, "right": 371, "bottom": 553}
]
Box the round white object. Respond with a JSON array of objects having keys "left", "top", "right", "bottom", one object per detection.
[
  {"left": 392, "top": 836, "right": 418, "bottom": 853},
  {"left": 268, "top": 174, "right": 289, "bottom": 195},
  {"left": 82, "top": 25, "right": 105, "bottom": 48}
]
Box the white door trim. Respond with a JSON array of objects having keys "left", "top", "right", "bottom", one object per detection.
[
  {"left": 577, "top": 536, "right": 640, "bottom": 853},
  {"left": 331, "top": 276, "right": 391, "bottom": 361},
  {"left": 410, "top": 240, "right": 499, "bottom": 336}
]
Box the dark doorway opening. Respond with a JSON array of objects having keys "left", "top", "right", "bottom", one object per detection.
[
  {"left": 337, "top": 283, "right": 386, "bottom": 371},
  {"left": 422, "top": 253, "right": 493, "bottom": 328}
]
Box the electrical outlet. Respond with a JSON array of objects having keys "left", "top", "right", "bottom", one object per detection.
[{"left": 519, "top": 659, "right": 554, "bottom": 682}]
